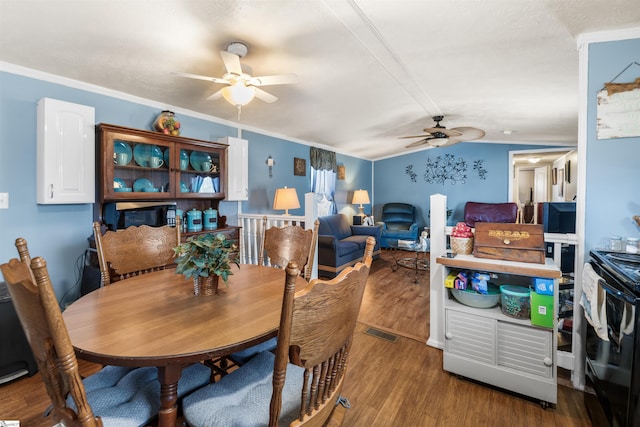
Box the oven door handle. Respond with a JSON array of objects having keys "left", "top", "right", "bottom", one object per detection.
[{"left": 598, "top": 278, "right": 636, "bottom": 304}]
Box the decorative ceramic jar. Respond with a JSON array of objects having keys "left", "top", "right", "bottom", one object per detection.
[{"left": 203, "top": 208, "right": 218, "bottom": 231}]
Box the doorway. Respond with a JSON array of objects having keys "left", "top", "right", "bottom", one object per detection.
[{"left": 509, "top": 148, "right": 577, "bottom": 222}]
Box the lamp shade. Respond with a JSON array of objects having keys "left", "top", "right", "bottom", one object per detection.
[
  {"left": 221, "top": 81, "right": 256, "bottom": 106},
  {"left": 352, "top": 189, "right": 370, "bottom": 206},
  {"left": 273, "top": 187, "right": 300, "bottom": 215},
  {"left": 352, "top": 189, "right": 370, "bottom": 216}
]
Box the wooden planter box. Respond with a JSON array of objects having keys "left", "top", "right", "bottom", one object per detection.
[{"left": 473, "top": 222, "right": 545, "bottom": 264}]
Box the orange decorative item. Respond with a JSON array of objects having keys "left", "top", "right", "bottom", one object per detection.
[{"left": 153, "top": 110, "right": 181, "bottom": 136}]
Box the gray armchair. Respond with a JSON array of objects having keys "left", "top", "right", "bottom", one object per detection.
[{"left": 377, "top": 203, "right": 419, "bottom": 248}]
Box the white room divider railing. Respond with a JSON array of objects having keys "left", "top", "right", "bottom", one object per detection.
[{"left": 237, "top": 213, "right": 306, "bottom": 265}]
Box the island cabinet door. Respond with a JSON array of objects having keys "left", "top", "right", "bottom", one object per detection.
[
  {"left": 496, "top": 321, "right": 553, "bottom": 378},
  {"left": 444, "top": 309, "right": 495, "bottom": 365}
]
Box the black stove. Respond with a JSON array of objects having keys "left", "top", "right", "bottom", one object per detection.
[
  {"left": 587, "top": 249, "right": 640, "bottom": 427},
  {"left": 590, "top": 250, "right": 640, "bottom": 293}
]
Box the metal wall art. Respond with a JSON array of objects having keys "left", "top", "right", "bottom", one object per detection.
[
  {"left": 424, "top": 154, "right": 467, "bottom": 185},
  {"left": 405, "top": 165, "right": 417, "bottom": 182},
  {"left": 473, "top": 160, "right": 487, "bottom": 180},
  {"left": 406, "top": 155, "right": 488, "bottom": 184}
]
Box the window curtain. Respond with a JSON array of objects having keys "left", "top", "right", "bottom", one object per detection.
[{"left": 310, "top": 147, "right": 337, "bottom": 215}]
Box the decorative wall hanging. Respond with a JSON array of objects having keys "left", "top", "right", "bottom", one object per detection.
[
  {"left": 597, "top": 62, "right": 640, "bottom": 139},
  {"left": 565, "top": 160, "right": 571, "bottom": 183},
  {"left": 266, "top": 155, "right": 275, "bottom": 178},
  {"left": 423, "top": 154, "right": 467, "bottom": 185},
  {"left": 294, "top": 157, "right": 306, "bottom": 176},
  {"left": 552, "top": 168, "right": 558, "bottom": 185},
  {"left": 337, "top": 165, "right": 345, "bottom": 180},
  {"left": 473, "top": 160, "right": 487, "bottom": 180},
  {"left": 405, "top": 165, "right": 417, "bottom": 182}
]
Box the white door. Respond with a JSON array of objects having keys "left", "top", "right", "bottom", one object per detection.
[{"left": 533, "top": 166, "right": 548, "bottom": 203}]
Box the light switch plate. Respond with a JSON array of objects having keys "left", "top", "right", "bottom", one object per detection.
[{"left": 0, "top": 192, "right": 8, "bottom": 209}]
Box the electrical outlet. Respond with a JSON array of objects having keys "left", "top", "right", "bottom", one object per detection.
[{"left": 0, "top": 192, "right": 8, "bottom": 209}]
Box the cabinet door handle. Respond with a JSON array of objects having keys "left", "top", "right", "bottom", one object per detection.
[
  {"left": 50, "top": 184, "right": 54, "bottom": 199},
  {"left": 445, "top": 332, "right": 453, "bottom": 340},
  {"left": 543, "top": 357, "right": 552, "bottom": 366}
]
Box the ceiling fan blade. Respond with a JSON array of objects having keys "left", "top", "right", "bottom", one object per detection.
[
  {"left": 423, "top": 127, "right": 463, "bottom": 137},
  {"left": 254, "top": 87, "right": 278, "bottom": 103},
  {"left": 206, "top": 89, "right": 224, "bottom": 100},
  {"left": 450, "top": 127, "right": 486, "bottom": 141},
  {"left": 172, "top": 71, "right": 227, "bottom": 84},
  {"left": 405, "top": 138, "right": 431, "bottom": 148},
  {"left": 220, "top": 50, "right": 243, "bottom": 76},
  {"left": 398, "top": 134, "right": 432, "bottom": 139},
  {"left": 249, "top": 73, "right": 299, "bottom": 86}
]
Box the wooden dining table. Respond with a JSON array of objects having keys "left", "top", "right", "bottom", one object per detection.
[{"left": 62, "top": 264, "right": 308, "bottom": 427}]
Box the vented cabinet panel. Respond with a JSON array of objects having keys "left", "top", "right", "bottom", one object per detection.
[
  {"left": 445, "top": 309, "right": 495, "bottom": 365},
  {"left": 497, "top": 321, "right": 553, "bottom": 378}
]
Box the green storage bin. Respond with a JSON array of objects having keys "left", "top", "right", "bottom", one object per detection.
[{"left": 531, "top": 291, "right": 554, "bottom": 328}]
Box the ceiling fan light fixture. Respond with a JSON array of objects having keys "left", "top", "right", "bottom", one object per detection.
[
  {"left": 221, "top": 81, "right": 256, "bottom": 106},
  {"left": 429, "top": 137, "right": 449, "bottom": 147}
]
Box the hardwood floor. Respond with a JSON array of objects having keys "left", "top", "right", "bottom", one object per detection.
[{"left": 0, "top": 250, "right": 593, "bottom": 426}]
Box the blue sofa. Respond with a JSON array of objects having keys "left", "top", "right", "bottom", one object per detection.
[
  {"left": 317, "top": 214, "right": 380, "bottom": 277},
  {"left": 377, "top": 203, "right": 419, "bottom": 248}
]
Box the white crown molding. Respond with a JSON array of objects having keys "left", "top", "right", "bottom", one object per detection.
[
  {"left": 577, "top": 27, "right": 640, "bottom": 49},
  {"left": 0, "top": 61, "right": 356, "bottom": 157}
]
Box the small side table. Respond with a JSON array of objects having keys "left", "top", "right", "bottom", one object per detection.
[{"left": 388, "top": 242, "right": 429, "bottom": 283}]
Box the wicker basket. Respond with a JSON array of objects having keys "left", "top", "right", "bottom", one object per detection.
[{"left": 451, "top": 237, "right": 474, "bottom": 255}]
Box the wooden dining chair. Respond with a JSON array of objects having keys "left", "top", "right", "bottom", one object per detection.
[
  {"left": 226, "top": 219, "right": 320, "bottom": 367},
  {"left": 93, "top": 219, "right": 181, "bottom": 286},
  {"left": 1, "top": 238, "right": 211, "bottom": 427},
  {"left": 182, "top": 236, "right": 376, "bottom": 427},
  {"left": 258, "top": 218, "right": 319, "bottom": 276}
]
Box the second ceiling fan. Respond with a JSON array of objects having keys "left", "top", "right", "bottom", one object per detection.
[
  {"left": 399, "top": 115, "right": 485, "bottom": 148},
  {"left": 173, "top": 42, "right": 298, "bottom": 108}
]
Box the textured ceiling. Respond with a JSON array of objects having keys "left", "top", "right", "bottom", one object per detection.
[{"left": 1, "top": 1, "right": 639, "bottom": 159}]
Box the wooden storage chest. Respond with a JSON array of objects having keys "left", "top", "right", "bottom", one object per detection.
[{"left": 473, "top": 222, "right": 545, "bottom": 264}]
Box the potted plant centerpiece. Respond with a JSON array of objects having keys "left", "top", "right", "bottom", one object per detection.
[{"left": 173, "top": 233, "right": 239, "bottom": 296}]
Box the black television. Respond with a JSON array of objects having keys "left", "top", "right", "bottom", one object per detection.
[{"left": 541, "top": 202, "right": 576, "bottom": 233}]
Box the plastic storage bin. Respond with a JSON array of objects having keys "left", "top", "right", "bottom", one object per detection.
[{"left": 500, "top": 285, "right": 531, "bottom": 319}]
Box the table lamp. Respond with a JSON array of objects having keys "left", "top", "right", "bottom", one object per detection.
[
  {"left": 273, "top": 186, "right": 300, "bottom": 215},
  {"left": 352, "top": 189, "right": 370, "bottom": 217}
]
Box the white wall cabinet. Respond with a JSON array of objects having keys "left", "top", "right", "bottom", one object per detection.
[
  {"left": 438, "top": 254, "right": 561, "bottom": 407},
  {"left": 37, "top": 98, "right": 95, "bottom": 204},
  {"left": 221, "top": 136, "right": 248, "bottom": 201}
]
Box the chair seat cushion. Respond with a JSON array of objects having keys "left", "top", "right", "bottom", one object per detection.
[
  {"left": 183, "top": 351, "right": 305, "bottom": 427},
  {"left": 68, "top": 363, "right": 211, "bottom": 427},
  {"left": 229, "top": 337, "right": 278, "bottom": 365}
]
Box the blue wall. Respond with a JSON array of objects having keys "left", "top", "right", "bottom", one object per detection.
[
  {"left": 0, "top": 70, "right": 372, "bottom": 305},
  {"left": 585, "top": 37, "right": 640, "bottom": 251},
  {"left": 238, "top": 131, "right": 372, "bottom": 217},
  {"left": 373, "top": 142, "right": 546, "bottom": 227}
]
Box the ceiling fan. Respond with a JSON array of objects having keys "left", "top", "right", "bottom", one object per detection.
[
  {"left": 172, "top": 42, "right": 298, "bottom": 108},
  {"left": 399, "top": 115, "right": 485, "bottom": 148}
]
